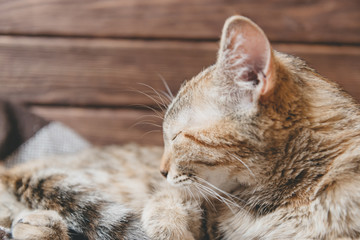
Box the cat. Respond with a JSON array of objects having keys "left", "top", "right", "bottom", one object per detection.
[{"left": 0, "top": 15, "right": 360, "bottom": 240}]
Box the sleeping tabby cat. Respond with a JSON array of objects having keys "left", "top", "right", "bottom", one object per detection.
[{"left": 0, "top": 16, "right": 359, "bottom": 239}]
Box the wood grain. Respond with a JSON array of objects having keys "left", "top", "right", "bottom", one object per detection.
[
  {"left": 30, "top": 106, "right": 164, "bottom": 146},
  {"left": 0, "top": 0, "right": 358, "bottom": 44},
  {"left": 0, "top": 36, "right": 216, "bottom": 106},
  {"left": 0, "top": 37, "right": 359, "bottom": 105}
]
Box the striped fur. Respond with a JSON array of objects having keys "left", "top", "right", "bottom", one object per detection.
[
  {"left": 161, "top": 16, "right": 360, "bottom": 239},
  {"left": 1, "top": 16, "right": 360, "bottom": 240},
  {"left": 0, "top": 145, "right": 160, "bottom": 240},
  {"left": 0, "top": 145, "right": 204, "bottom": 240}
]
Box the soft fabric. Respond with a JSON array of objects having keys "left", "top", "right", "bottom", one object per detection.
[{"left": 0, "top": 100, "right": 90, "bottom": 167}]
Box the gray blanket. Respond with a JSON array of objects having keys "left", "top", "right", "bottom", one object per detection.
[{"left": 0, "top": 100, "right": 90, "bottom": 167}]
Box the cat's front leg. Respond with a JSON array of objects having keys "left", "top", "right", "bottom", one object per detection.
[
  {"left": 142, "top": 186, "right": 203, "bottom": 240},
  {"left": 0, "top": 190, "right": 21, "bottom": 240},
  {"left": 0, "top": 226, "right": 11, "bottom": 240},
  {"left": 0, "top": 204, "right": 12, "bottom": 230},
  {"left": 10, "top": 210, "right": 69, "bottom": 240}
]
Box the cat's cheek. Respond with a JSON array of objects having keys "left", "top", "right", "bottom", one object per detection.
[{"left": 195, "top": 167, "right": 234, "bottom": 191}]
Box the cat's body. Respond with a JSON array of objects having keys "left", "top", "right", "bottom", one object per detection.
[
  {"left": 0, "top": 145, "right": 205, "bottom": 240},
  {"left": 0, "top": 145, "right": 161, "bottom": 240},
  {"left": 0, "top": 16, "right": 359, "bottom": 240}
]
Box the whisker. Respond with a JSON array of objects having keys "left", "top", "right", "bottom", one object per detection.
[
  {"left": 137, "top": 83, "right": 169, "bottom": 109},
  {"left": 129, "top": 104, "right": 164, "bottom": 119},
  {"left": 195, "top": 176, "right": 245, "bottom": 203},
  {"left": 196, "top": 182, "right": 232, "bottom": 205},
  {"left": 135, "top": 114, "right": 164, "bottom": 121},
  {"left": 194, "top": 184, "right": 216, "bottom": 210},
  {"left": 184, "top": 187, "right": 190, "bottom": 200},
  {"left": 186, "top": 186, "right": 196, "bottom": 201},
  {"left": 129, "top": 120, "right": 162, "bottom": 129},
  {"left": 195, "top": 186, "right": 202, "bottom": 203},
  {"left": 160, "top": 90, "right": 173, "bottom": 102},
  {"left": 158, "top": 74, "right": 174, "bottom": 100},
  {"left": 229, "top": 153, "right": 256, "bottom": 178},
  {"left": 194, "top": 177, "right": 249, "bottom": 214},
  {"left": 141, "top": 130, "right": 162, "bottom": 138},
  {"left": 194, "top": 182, "right": 229, "bottom": 205},
  {"left": 134, "top": 88, "right": 166, "bottom": 111},
  {"left": 127, "top": 87, "right": 167, "bottom": 111},
  {"left": 194, "top": 182, "right": 237, "bottom": 214},
  {"left": 140, "top": 121, "right": 162, "bottom": 128}
]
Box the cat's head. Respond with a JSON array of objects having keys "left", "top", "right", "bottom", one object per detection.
[{"left": 160, "top": 16, "right": 308, "bottom": 194}]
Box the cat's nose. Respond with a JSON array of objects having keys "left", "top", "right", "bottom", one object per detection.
[
  {"left": 160, "top": 152, "right": 171, "bottom": 178},
  {"left": 160, "top": 170, "right": 168, "bottom": 178}
]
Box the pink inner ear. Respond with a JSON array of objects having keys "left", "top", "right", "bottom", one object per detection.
[{"left": 217, "top": 16, "right": 273, "bottom": 96}]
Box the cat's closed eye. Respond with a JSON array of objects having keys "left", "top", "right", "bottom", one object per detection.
[{"left": 171, "top": 131, "right": 182, "bottom": 141}]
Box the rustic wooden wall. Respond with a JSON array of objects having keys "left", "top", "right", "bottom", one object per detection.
[{"left": 0, "top": 0, "right": 359, "bottom": 146}]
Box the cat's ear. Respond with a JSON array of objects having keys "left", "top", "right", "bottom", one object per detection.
[{"left": 216, "top": 16, "right": 275, "bottom": 99}]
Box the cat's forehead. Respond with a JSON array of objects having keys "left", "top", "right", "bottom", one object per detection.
[
  {"left": 164, "top": 102, "right": 224, "bottom": 140},
  {"left": 165, "top": 66, "right": 214, "bottom": 118},
  {"left": 163, "top": 67, "right": 224, "bottom": 137}
]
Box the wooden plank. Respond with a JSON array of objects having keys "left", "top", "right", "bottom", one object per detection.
[
  {"left": 0, "top": 37, "right": 359, "bottom": 105},
  {"left": 0, "top": 0, "right": 358, "bottom": 44},
  {"left": 30, "top": 107, "right": 164, "bottom": 146},
  {"left": 0, "top": 36, "right": 216, "bottom": 106}
]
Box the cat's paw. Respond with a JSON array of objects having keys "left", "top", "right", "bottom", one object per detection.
[
  {"left": 0, "top": 226, "right": 11, "bottom": 240},
  {"left": 11, "top": 210, "right": 69, "bottom": 240},
  {"left": 0, "top": 204, "right": 12, "bottom": 229},
  {"left": 142, "top": 205, "right": 196, "bottom": 240},
  {"left": 142, "top": 189, "right": 198, "bottom": 240}
]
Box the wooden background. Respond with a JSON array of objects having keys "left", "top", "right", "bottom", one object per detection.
[{"left": 0, "top": 0, "right": 359, "bottom": 146}]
